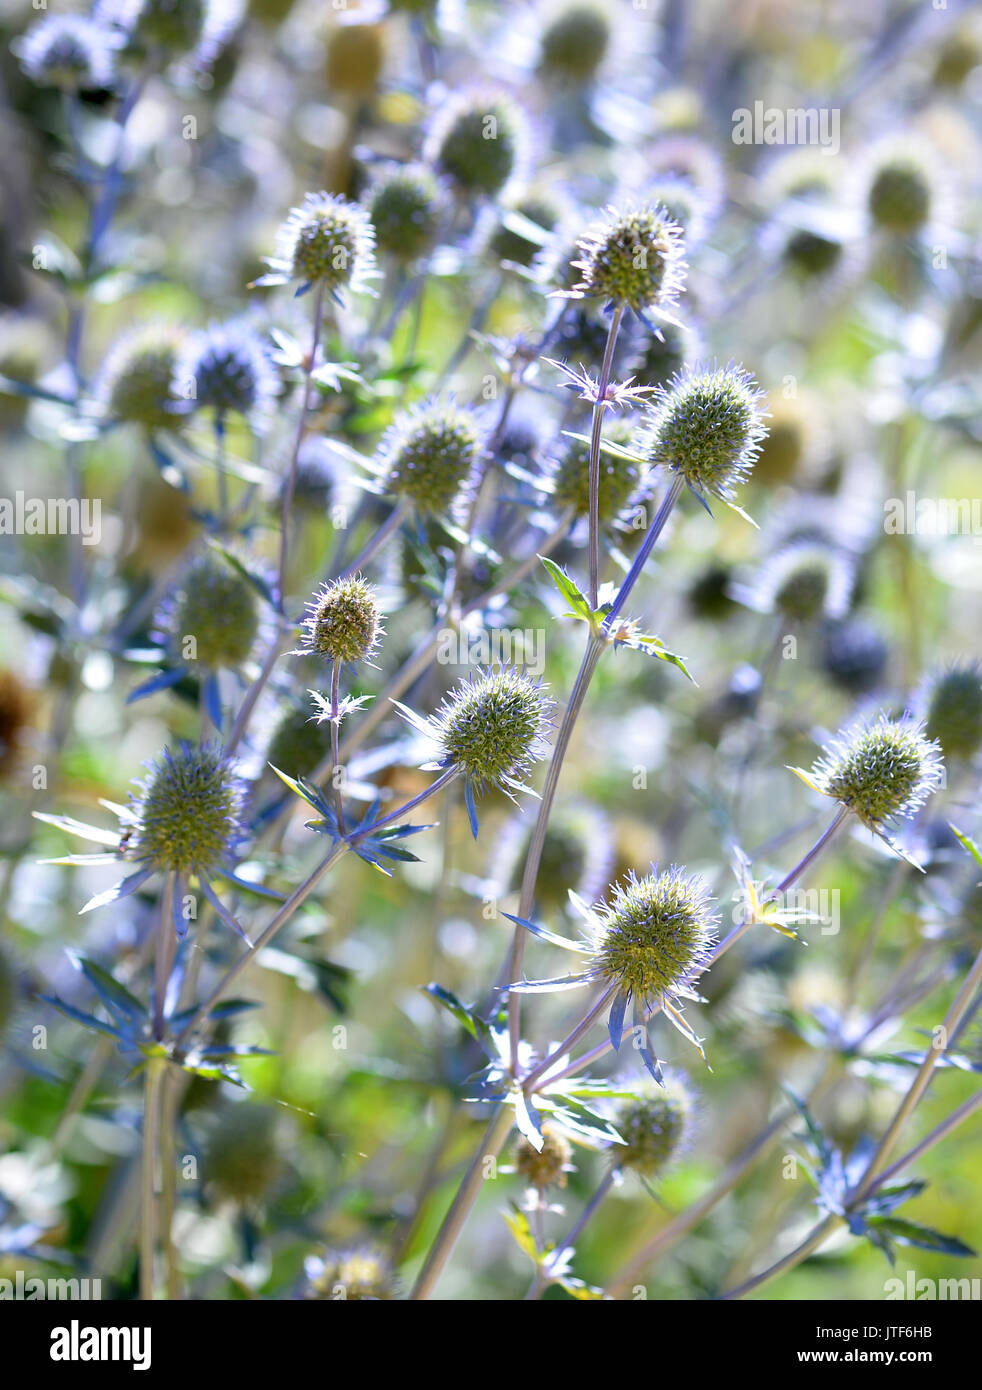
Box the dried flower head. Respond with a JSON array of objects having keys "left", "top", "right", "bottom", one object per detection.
[
  {"left": 204, "top": 1103, "right": 280, "bottom": 1202},
  {"left": 514, "top": 1125, "right": 573, "bottom": 1190},
  {"left": 95, "top": 324, "right": 186, "bottom": 430},
  {"left": 551, "top": 415, "right": 649, "bottom": 523},
  {"left": 807, "top": 713, "right": 944, "bottom": 832},
  {"left": 125, "top": 743, "right": 246, "bottom": 877},
  {"left": 429, "top": 666, "right": 553, "bottom": 798},
  {"left": 368, "top": 164, "right": 444, "bottom": 263},
  {"left": 537, "top": 3, "right": 611, "bottom": 85},
  {"left": 270, "top": 192, "right": 376, "bottom": 292},
  {"left": 642, "top": 363, "right": 768, "bottom": 503},
  {"left": 922, "top": 662, "right": 982, "bottom": 762},
  {"left": 297, "top": 575, "right": 382, "bottom": 665},
  {"left": 573, "top": 204, "right": 686, "bottom": 315},
  {"left": 426, "top": 92, "right": 529, "bottom": 198},
  {"left": 174, "top": 321, "right": 279, "bottom": 426},
  {"left": 379, "top": 399, "right": 484, "bottom": 515},
  {"left": 18, "top": 14, "right": 123, "bottom": 90},
  {"left": 615, "top": 1076, "right": 693, "bottom": 1179},
  {"left": 159, "top": 552, "right": 259, "bottom": 670},
  {"left": 303, "top": 1245, "right": 397, "bottom": 1300}
]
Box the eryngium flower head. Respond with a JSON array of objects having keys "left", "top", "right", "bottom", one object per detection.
[
  {"left": 431, "top": 666, "right": 553, "bottom": 797},
  {"left": 922, "top": 662, "right": 982, "bottom": 761},
  {"left": 368, "top": 164, "right": 444, "bottom": 263},
  {"left": 174, "top": 322, "right": 279, "bottom": 426},
  {"left": 514, "top": 1126, "right": 572, "bottom": 1190},
  {"left": 298, "top": 575, "right": 382, "bottom": 664},
  {"left": 868, "top": 156, "right": 932, "bottom": 235},
  {"left": 95, "top": 324, "right": 186, "bottom": 429},
  {"left": 551, "top": 415, "right": 649, "bottom": 522},
  {"left": 537, "top": 2, "right": 611, "bottom": 85},
  {"left": 160, "top": 552, "right": 259, "bottom": 669},
  {"left": 573, "top": 204, "right": 686, "bottom": 315},
  {"left": 590, "top": 867, "right": 718, "bottom": 1006},
  {"left": 642, "top": 363, "right": 768, "bottom": 503},
  {"left": 783, "top": 227, "right": 843, "bottom": 279},
  {"left": 18, "top": 14, "right": 123, "bottom": 90},
  {"left": 303, "top": 1246, "right": 396, "bottom": 1301},
  {"left": 820, "top": 619, "right": 889, "bottom": 696},
  {"left": 272, "top": 192, "right": 376, "bottom": 292},
  {"left": 751, "top": 541, "right": 854, "bottom": 623},
  {"left": 615, "top": 1076, "right": 693, "bottom": 1179},
  {"left": 425, "top": 92, "right": 529, "bottom": 198},
  {"left": 810, "top": 714, "right": 944, "bottom": 831},
  {"left": 204, "top": 1103, "right": 280, "bottom": 1202},
  {"left": 125, "top": 743, "right": 246, "bottom": 876},
  {"left": 379, "top": 399, "right": 484, "bottom": 515}
]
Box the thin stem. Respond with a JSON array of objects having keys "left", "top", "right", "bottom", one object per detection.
[
  {"left": 214, "top": 415, "right": 229, "bottom": 527},
  {"left": 159, "top": 1070, "right": 180, "bottom": 1299},
  {"left": 409, "top": 1102, "right": 513, "bottom": 1300},
  {"left": 330, "top": 660, "right": 344, "bottom": 834},
  {"left": 338, "top": 499, "right": 409, "bottom": 580},
  {"left": 534, "top": 1167, "right": 616, "bottom": 1296},
  {"left": 224, "top": 624, "right": 288, "bottom": 757},
  {"left": 869, "top": 1086, "right": 982, "bottom": 1192},
  {"left": 507, "top": 632, "right": 605, "bottom": 1067},
  {"left": 277, "top": 282, "right": 326, "bottom": 609},
  {"left": 522, "top": 984, "right": 616, "bottom": 1093},
  {"left": 153, "top": 877, "right": 175, "bottom": 1042},
  {"left": 603, "top": 475, "right": 685, "bottom": 629},
  {"left": 139, "top": 1058, "right": 165, "bottom": 1301},
  {"left": 721, "top": 1214, "right": 839, "bottom": 1300},
  {"left": 587, "top": 305, "right": 624, "bottom": 609},
  {"left": 356, "top": 766, "right": 460, "bottom": 838}
]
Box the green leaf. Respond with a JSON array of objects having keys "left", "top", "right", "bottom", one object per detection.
[
  {"left": 40, "top": 994, "right": 125, "bottom": 1043},
  {"left": 422, "top": 983, "right": 495, "bottom": 1056},
  {"left": 870, "top": 1217, "right": 976, "bottom": 1258},
  {"left": 71, "top": 955, "right": 147, "bottom": 1027},
  {"left": 950, "top": 823, "right": 982, "bottom": 872},
  {"left": 503, "top": 1205, "right": 540, "bottom": 1264},
  {"left": 539, "top": 556, "right": 593, "bottom": 623}
]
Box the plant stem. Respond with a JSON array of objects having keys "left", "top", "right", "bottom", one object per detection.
[
  {"left": 721, "top": 1214, "right": 840, "bottom": 1300},
  {"left": 409, "top": 1102, "right": 513, "bottom": 1300},
  {"left": 277, "top": 282, "right": 326, "bottom": 609},
  {"left": 508, "top": 632, "right": 606, "bottom": 1068},
  {"left": 139, "top": 1057, "right": 165, "bottom": 1301},
  {"left": 602, "top": 475, "right": 685, "bottom": 629},
  {"left": 587, "top": 305, "right": 624, "bottom": 609},
  {"left": 153, "top": 877, "right": 175, "bottom": 1041},
  {"left": 330, "top": 659, "right": 344, "bottom": 834},
  {"left": 522, "top": 984, "right": 616, "bottom": 1093},
  {"left": 531, "top": 1167, "right": 616, "bottom": 1298},
  {"left": 338, "top": 499, "right": 410, "bottom": 579}
]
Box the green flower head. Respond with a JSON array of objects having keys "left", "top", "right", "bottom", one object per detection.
[
  {"left": 96, "top": 324, "right": 186, "bottom": 430},
  {"left": 615, "top": 1075, "right": 693, "bottom": 1180},
  {"left": 573, "top": 204, "right": 686, "bottom": 315},
  {"left": 537, "top": 2, "right": 611, "bottom": 85},
  {"left": 379, "top": 399, "right": 484, "bottom": 515},
  {"left": 298, "top": 574, "right": 382, "bottom": 665},
  {"left": 126, "top": 743, "right": 246, "bottom": 877},
  {"left": 642, "top": 363, "right": 768, "bottom": 503},
  {"left": 750, "top": 541, "right": 855, "bottom": 624},
  {"left": 922, "top": 662, "right": 982, "bottom": 762},
  {"left": 430, "top": 666, "right": 553, "bottom": 798},
  {"left": 368, "top": 164, "right": 444, "bottom": 263},
  {"left": 204, "top": 1103, "right": 280, "bottom": 1203},
  {"left": 159, "top": 551, "right": 259, "bottom": 670},
  {"left": 810, "top": 713, "right": 944, "bottom": 830},
  {"left": 426, "top": 91, "right": 529, "bottom": 198},
  {"left": 271, "top": 191, "right": 376, "bottom": 292},
  {"left": 868, "top": 156, "right": 932, "bottom": 235},
  {"left": 551, "top": 415, "right": 649, "bottom": 523}
]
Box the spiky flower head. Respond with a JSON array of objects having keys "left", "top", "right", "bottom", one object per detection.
[
  {"left": 809, "top": 713, "right": 944, "bottom": 831},
  {"left": 573, "top": 204, "right": 686, "bottom": 315},
  {"left": 266, "top": 700, "right": 334, "bottom": 779},
  {"left": 298, "top": 574, "right": 382, "bottom": 665},
  {"left": 922, "top": 662, "right": 982, "bottom": 762},
  {"left": 174, "top": 321, "right": 279, "bottom": 427},
  {"left": 751, "top": 541, "right": 855, "bottom": 623},
  {"left": 820, "top": 619, "right": 889, "bottom": 696},
  {"left": 95, "top": 324, "right": 186, "bottom": 429},
  {"left": 159, "top": 551, "right": 259, "bottom": 669},
  {"left": 614, "top": 1076, "right": 693, "bottom": 1179},
  {"left": 868, "top": 155, "right": 932, "bottom": 235},
  {"left": 590, "top": 866, "right": 718, "bottom": 1008},
  {"left": 430, "top": 666, "right": 553, "bottom": 797},
  {"left": 514, "top": 1125, "right": 572, "bottom": 1190},
  {"left": 379, "top": 399, "right": 484, "bottom": 515},
  {"left": 426, "top": 91, "right": 529, "bottom": 198},
  {"left": 551, "top": 415, "right": 649, "bottom": 523},
  {"left": 537, "top": 2, "right": 611, "bottom": 85},
  {"left": 204, "top": 1103, "right": 280, "bottom": 1202},
  {"left": 368, "top": 164, "right": 444, "bottom": 263},
  {"left": 783, "top": 226, "right": 843, "bottom": 279},
  {"left": 125, "top": 743, "right": 246, "bottom": 876},
  {"left": 17, "top": 14, "right": 123, "bottom": 90},
  {"left": 271, "top": 192, "right": 376, "bottom": 292},
  {"left": 642, "top": 363, "right": 768, "bottom": 503},
  {"left": 303, "top": 1245, "right": 397, "bottom": 1301}
]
